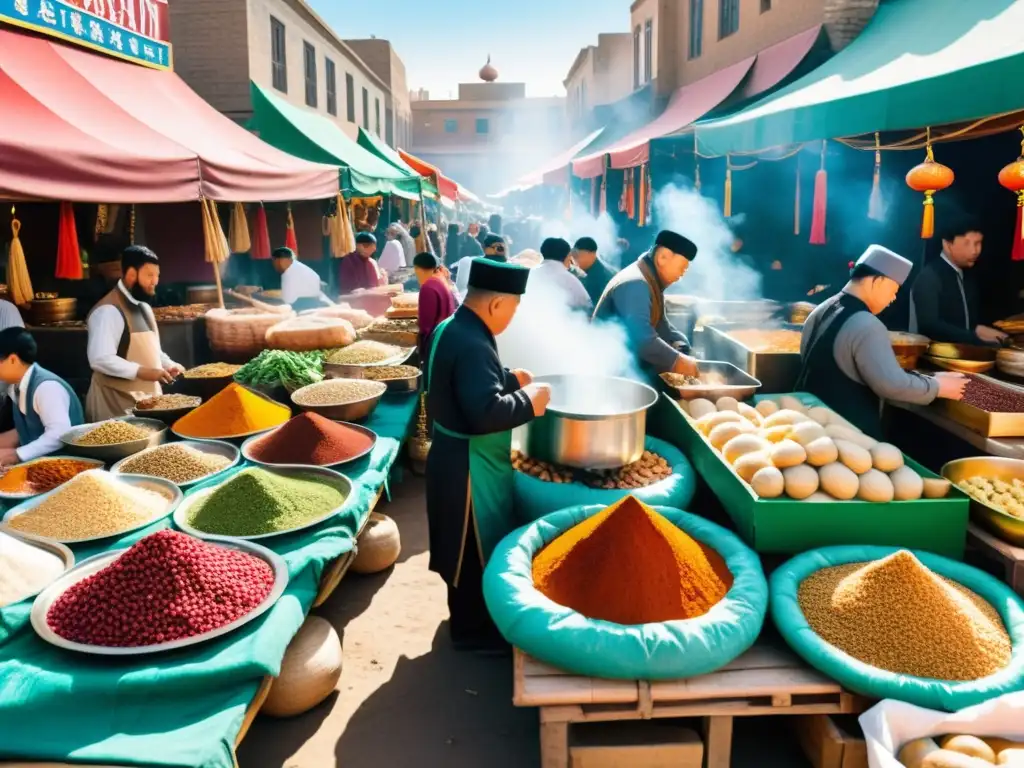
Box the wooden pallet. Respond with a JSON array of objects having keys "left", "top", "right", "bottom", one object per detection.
[
  {"left": 514, "top": 644, "right": 868, "bottom": 768},
  {"left": 967, "top": 523, "right": 1024, "bottom": 597}
]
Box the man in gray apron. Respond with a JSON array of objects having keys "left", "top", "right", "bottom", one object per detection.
[
  {"left": 425, "top": 258, "right": 551, "bottom": 652},
  {"left": 85, "top": 246, "right": 182, "bottom": 421},
  {"left": 797, "top": 245, "right": 968, "bottom": 438}
]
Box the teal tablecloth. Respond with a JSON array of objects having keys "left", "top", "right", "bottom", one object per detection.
[{"left": 0, "top": 393, "right": 419, "bottom": 768}]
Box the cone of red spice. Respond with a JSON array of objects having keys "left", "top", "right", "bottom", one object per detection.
[{"left": 248, "top": 412, "right": 374, "bottom": 466}]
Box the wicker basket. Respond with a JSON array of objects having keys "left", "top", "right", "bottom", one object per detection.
[{"left": 205, "top": 307, "right": 294, "bottom": 362}]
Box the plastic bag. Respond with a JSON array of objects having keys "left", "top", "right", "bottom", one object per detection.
[
  {"left": 306, "top": 304, "right": 375, "bottom": 329},
  {"left": 265, "top": 316, "right": 356, "bottom": 351}
]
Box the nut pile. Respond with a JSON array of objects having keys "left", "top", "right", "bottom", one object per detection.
[
  {"left": 135, "top": 395, "right": 201, "bottom": 411},
  {"left": 361, "top": 365, "right": 420, "bottom": 382},
  {"left": 184, "top": 363, "right": 242, "bottom": 379},
  {"left": 798, "top": 550, "right": 1011, "bottom": 681},
  {"left": 511, "top": 450, "right": 672, "bottom": 489},
  {"left": 961, "top": 376, "right": 1024, "bottom": 413},
  {"left": 6, "top": 470, "right": 171, "bottom": 541},
  {"left": 46, "top": 530, "right": 275, "bottom": 647},
  {"left": 72, "top": 420, "right": 155, "bottom": 446},
  {"left": 326, "top": 341, "right": 400, "bottom": 365},
  {"left": 0, "top": 530, "right": 66, "bottom": 607},
  {"left": 958, "top": 476, "right": 1024, "bottom": 518},
  {"left": 293, "top": 379, "right": 386, "bottom": 406},
  {"left": 120, "top": 444, "right": 232, "bottom": 485}
]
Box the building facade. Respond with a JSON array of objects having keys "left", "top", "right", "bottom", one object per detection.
[
  {"left": 564, "top": 33, "right": 633, "bottom": 130},
  {"left": 344, "top": 38, "right": 412, "bottom": 150},
  {"left": 169, "top": 0, "right": 399, "bottom": 143}
]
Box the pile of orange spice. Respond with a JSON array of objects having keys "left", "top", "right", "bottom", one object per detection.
[
  {"left": 532, "top": 496, "right": 732, "bottom": 625},
  {"left": 0, "top": 458, "right": 97, "bottom": 494},
  {"left": 172, "top": 382, "right": 291, "bottom": 439}
]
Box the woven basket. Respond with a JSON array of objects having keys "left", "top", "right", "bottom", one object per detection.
[
  {"left": 351, "top": 512, "right": 401, "bottom": 574},
  {"left": 205, "top": 308, "right": 294, "bottom": 362},
  {"left": 262, "top": 616, "right": 343, "bottom": 718}
]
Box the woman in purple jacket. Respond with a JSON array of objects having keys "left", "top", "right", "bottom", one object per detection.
[{"left": 414, "top": 252, "right": 458, "bottom": 371}]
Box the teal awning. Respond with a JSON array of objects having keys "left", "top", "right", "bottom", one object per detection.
[
  {"left": 695, "top": 0, "right": 1024, "bottom": 156},
  {"left": 247, "top": 83, "right": 422, "bottom": 199},
  {"left": 356, "top": 128, "right": 439, "bottom": 198}
]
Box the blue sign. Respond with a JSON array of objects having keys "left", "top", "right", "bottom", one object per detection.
[{"left": 0, "top": 0, "right": 172, "bottom": 69}]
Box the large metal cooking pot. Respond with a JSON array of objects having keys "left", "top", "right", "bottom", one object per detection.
[{"left": 522, "top": 374, "right": 659, "bottom": 470}]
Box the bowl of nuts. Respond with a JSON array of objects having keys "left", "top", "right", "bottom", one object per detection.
[
  {"left": 132, "top": 394, "right": 203, "bottom": 426},
  {"left": 290, "top": 378, "right": 388, "bottom": 422}
]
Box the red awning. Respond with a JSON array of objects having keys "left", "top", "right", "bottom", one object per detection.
[
  {"left": 398, "top": 150, "right": 459, "bottom": 200},
  {"left": 571, "top": 57, "right": 756, "bottom": 178},
  {"left": 0, "top": 29, "right": 338, "bottom": 203},
  {"left": 731, "top": 25, "right": 822, "bottom": 102}
]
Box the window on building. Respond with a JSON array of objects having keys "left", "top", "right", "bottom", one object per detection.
[
  {"left": 760, "top": 0, "right": 771, "bottom": 11},
  {"left": 270, "top": 16, "right": 287, "bottom": 92},
  {"left": 444, "top": 119, "right": 458, "bottom": 133},
  {"left": 362, "top": 88, "right": 369, "bottom": 129},
  {"left": 374, "top": 98, "right": 381, "bottom": 135},
  {"left": 644, "top": 19, "right": 653, "bottom": 83},
  {"left": 632, "top": 25, "right": 641, "bottom": 89},
  {"left": 325, "top": 58, "right": 337, "bottom": 116},
  {"left": 345, "top": 73, "right": 355, "bottom": 122},
  {"left": 719, "top": 0, "right": 739, "bottom": 38},
  {"left": 385, "top": 107, "right": 394, "bottom": 145},
  {"left": 476, "top": 118, "right": 489, "bottom": 134},
  {"left": 580, "top": 80, "right": 587, "bottom": 113},
  {"left": 689, "top": 0, "right": 704, "bottom": 58},
  {"left": 303, "top": 42, "right": 317, "bottom": 107}
]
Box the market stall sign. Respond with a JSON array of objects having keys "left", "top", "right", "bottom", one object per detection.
[{"left": 0, "top": 0, "right": 171, "bottom": 69}]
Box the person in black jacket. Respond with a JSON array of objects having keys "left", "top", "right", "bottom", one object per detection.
[{"left": 911, "top": 218, "right": 1007, "bottom": 346}]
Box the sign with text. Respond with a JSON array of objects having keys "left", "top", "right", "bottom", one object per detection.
[{"left": 0, "top": 0, "right": 171, "bottom": 69}]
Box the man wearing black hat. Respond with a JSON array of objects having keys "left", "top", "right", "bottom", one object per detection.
[
  {"left": 573, "top": 236, "right": 618, "bottom": 306},
  {"left": 338, "top": 232, "right": 387, "bottom": 294},
  {"left": 425, "top": 257, "right": 551, "bottom": 652},
  {"left": 454, "top": 233, "right": 506, "bottom": 296},
  {"left": 592, "top": 230, "right": 699, "bottom": 377},
  {"left": 532, "top": 237, "right": 592, "bottom": 310}
]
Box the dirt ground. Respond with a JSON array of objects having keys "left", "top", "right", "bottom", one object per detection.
[{"left": 237, "top": 473, "right": 812, "bottom": 768}]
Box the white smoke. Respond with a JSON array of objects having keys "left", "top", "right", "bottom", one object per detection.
[
  {"left": 653, "top": 183, "right": 762, "bottom": 302},
  {"left": 537, "top": 210, "right": 624, "bottom": 266}
]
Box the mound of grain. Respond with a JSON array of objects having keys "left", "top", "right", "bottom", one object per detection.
[{"left": 798, "top": 550, "right": 1011, "bottom": 680}]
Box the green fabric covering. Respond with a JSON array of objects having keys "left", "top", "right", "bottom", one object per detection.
[
  {"left": 356, "top": 128, "right": 439, "bottom": 199},
  {"left": 483, "top": 504, "right": 768, "bottom": 680},
  {"left": 0, "top": 393, "right": 419, "bottom": 768},
  {"left": 771, "top": 545, "right": 1024, "bottom": 712},
  {"left": 513, "top": 436, "right": 696, "bottom": 523},
  {"left": 248, "top": 83, "right": 422, "bottom": 200},
  {"left": 695, "top": 0, "right": 1024, "bottom": 155}
]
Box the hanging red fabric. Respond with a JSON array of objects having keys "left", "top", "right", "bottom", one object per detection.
[
  {"left": 55, "top": 201, "right": 83, "bottom": 280},
  {"left": 251, "top": 204, "right": 271, "bottom": 259},
  {"left": 809, "top": 143, "right": 828, "bottom": 245},
  {"left": 284, "top": 206, "right": 299, "bottom": 255}
]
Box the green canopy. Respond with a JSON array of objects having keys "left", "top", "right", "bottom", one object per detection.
[
  {"left": 356, "top": 128, "right": 440, "bottom": 198},
  {"left": 248, "top": 83, "right": 422, "bottom": 199},
  {"left": 695, "top": 0, "right": 1024, "bottom": 156}
]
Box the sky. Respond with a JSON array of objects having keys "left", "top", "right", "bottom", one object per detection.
[{"left": 308, "top": 0, "right": 627, "bottom": 98}]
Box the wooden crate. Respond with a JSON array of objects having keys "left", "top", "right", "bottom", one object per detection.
[
  {"left": 967, "top": 523, "right": 1024, "bottom": 597},
  {"left": 570, "top": 723, "right": 703, "bottom": 768},
  {"left": 514, "top": 643, "right": 869, "bottom": 768},
  {"left": 795, "top": 715, "right": 867, "bottom": 768}
]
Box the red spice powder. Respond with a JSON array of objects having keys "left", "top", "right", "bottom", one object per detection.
[{"left": 249, "top": 412, "right": 374, "bottom": 465}]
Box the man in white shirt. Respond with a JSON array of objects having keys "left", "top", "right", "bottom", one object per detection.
[
  {"left": 455, "top": 234, "right": 507, "bottom": 296},
  {"left": 85, "top": 246, "right": 183, "bottom": 421},
  {"left": 0, "top": 328, "right": 84, "bottom": 464},
  {"left": 0, "top": 299, "right": 24, "bottom": 332},
  {"left": 532, "top": 237, "right": 592, "bottom": 311},
  {"left": 273, "top": 247, "right": 333, "bottom": 311},
  {"left": 379, "top": 227, "right": 407, "bottom": 274}
]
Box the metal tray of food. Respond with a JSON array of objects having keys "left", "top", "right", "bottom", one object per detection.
[
  {"left": 0, "top": 455, "right": 105, "bottom": 501},
  {"left": 173, "top": 464, "right": 354, "bottom": 541},
  {"left": 241, "top": 423, "right": 377, "bottom": 468},
  {"left": 702, "top": 323, "right": 803, "bottom": 394},
  {"left": 660, "top": 361, "right": 762, "bottom": 401},
  {"left": 110, "top": 440, "right": 241, "bottom": 490},
  {"left": 942, "top": 456, "right": 1024, "bottom": 546},
  {"left": 60, "top": 417, "right": 169, "bottom": 463},
  {"left": 0, "top": 527, "right": 75, "bottom": 607},
  {"left": 936, "top": 373, "right": 1024, "bottom": 438},
  {"left": 30, "top": 538, "right": 288, "bottom": 655},
  {"left": 323, "top": 346, "right": 415, "bottom": 379}
]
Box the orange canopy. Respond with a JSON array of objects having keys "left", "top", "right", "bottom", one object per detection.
[{"left": 398, "top": 150, "right": 459, "bottom": 200}]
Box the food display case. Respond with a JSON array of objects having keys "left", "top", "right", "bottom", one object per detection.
[{"left": 701, "top": 323, "right": 803, "bottom": 394}]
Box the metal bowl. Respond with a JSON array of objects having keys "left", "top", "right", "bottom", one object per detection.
[
  {"left": 942, "top": 456, "right": 1024, "bottom": 545},
  {"left": 3, "top": 472, "right": 182, "bottom": 545},
  {"left": 173, "top": 464, "right": 354, "bottom": 540},
  {"left": 323, "top": 347, "right": 415, "bottom": 380},
  {"left": 0, "top": 455, "right": 105, "bottom": 501},
  {"left": 173, "top": 372, "right": 238, "bottom": 401},
  {"left": 291, "top": 379, "right": 387, "bottom": 422},
  {"left": 30, "top": 538, "right": 287, "bottom": 655},
  {"left": 660, "top": 361, "right": 761, "bottom": 401},
  {"left": 110, "top": 440, "right": 241, "bottom": 490},
  {"left": 241, "top": 422, "right": 377, "bottom": 468},
  {"left": 60, "top": 417, "right": 168, "bottom": 462},
  {"left": 0, "top": 528, "right": 75, "bottom": 608},
  {"left": 365, "top": 368, "right": 422, "bottom": 394},
  {"left": 928, "top": 342, "right": 998, "bottom": 362},
  {"left": 925, "top": 356, "right": 996, "bottom": 374},
  {"left": 522, "top": 374, "right": 658, "bottom": 470},
  {"left": 132, "top": 397, "right": 202, "bottom": 426}
]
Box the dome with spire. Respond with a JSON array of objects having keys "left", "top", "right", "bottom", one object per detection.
[{"left": 479, "top": 55, "right": 498, "bottom": 82}]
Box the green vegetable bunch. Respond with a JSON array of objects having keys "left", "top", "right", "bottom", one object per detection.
[{"left": 234, "top": 349, "right": 325, "bottom": 391}]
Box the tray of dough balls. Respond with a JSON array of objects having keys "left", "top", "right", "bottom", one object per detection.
[{"left": 667, "top": 392, "right": 970, "bottom": 557}]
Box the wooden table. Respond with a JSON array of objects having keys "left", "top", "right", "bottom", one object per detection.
[
  {"left": 514, "top": 644, "right": 868, "bottom": 768},
  {"left": 967, "top": 522, "right": 1024, "bottom": 596}
]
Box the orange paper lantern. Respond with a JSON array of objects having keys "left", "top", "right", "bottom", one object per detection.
[{"left": 905, "top": 144, "right": 953, "bottom": 239}]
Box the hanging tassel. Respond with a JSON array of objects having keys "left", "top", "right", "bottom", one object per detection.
[
  {"left": 227, "top": 202, "right": 251, "bottom": 254},
  {"left": 724, "top": 159, "right": 733, "bottom": 218},
  {"left": 94, "top": 204, "right": 108, "bottom": 243},
  {"left": 1013, "top": 197, "right": 1024, "bottom": 261},
  {"left": 921, "top": 199, "right": 936, "bottom": 240},
  {"left": 129, "top": 204, "right": 137, "bottom": 245},
  {"left": 201, "top": 199, "right": 229, "bottom": 308},
  {"left": 332, "top": 194, "right": 356, "bottom": 257},
  {"left": 599, "top": 172, "right": 608, "bottom": 215},
  {"left": 7, "top": 208, "right": 33, "bottom": 306},
  {"left": 809, "top": 142, "right": 828, "bottom": 245},
  {"left": 867, "top": 132, "right": 885, "bottom": 222},
  {"left": 251, "top": 204, "right": 272, "bottom": 260},
  {"left": 793, "top": 155, "right": 801, "bottom": 236},
  {"left": 284, "top": 204, "right": 299, "bottom": 255},
  {"left": 55, "top": 201, "right": 83, "bottom": 280},
  {"left": 638, "top": 166, "right": 649, "bottom": 227},
  {"left": 628, "top": 168, "right": 637, "bottom": 220}
]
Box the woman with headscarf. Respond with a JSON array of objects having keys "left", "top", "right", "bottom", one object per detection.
[
  {"left": 414, "top": 252, "right": 458, "bottom": 371},
  {"left": 389, "top": 222, "right": 417, "bottom": 267}
]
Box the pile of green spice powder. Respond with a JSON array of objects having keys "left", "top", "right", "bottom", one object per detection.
[{"left": 185, "top": 468, "right": 347, "bottom": 536}]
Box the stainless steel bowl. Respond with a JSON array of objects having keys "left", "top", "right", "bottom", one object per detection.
[
  {"left": 521, "top": 374, "right": 658, "bottom": 470},
  {"left": 60, "top": 417, "right": 168, "bottom": 463},
  {"left": 110, "top": 440, "right": 241, "bottom": 489},
  {"left": 942, "top": 456, "right": 1024, "bottom": 545},
  {"left": 323, "top": 347, "right": 415, "bottom": 380},
  {"left": 291, "top": 379, "right": 387, "bottom": 422}
]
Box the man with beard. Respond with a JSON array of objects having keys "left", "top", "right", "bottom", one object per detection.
[{"left": 85, "top": 245, "right": 183, "bottom": 420}]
